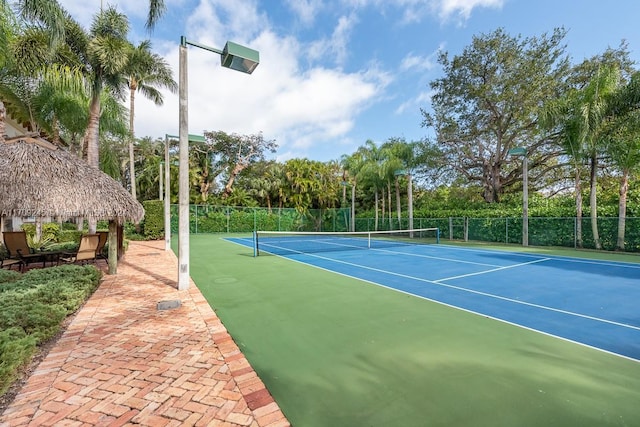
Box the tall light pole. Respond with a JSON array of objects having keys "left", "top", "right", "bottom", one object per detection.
[
  {"left": 509, "top": 147, "right": 528, "bottom": 246},
  {"left": 178, "top": 36, "right": 259, "bottom": 290},
  {"left": 164, "top": 134, "right": 172, "bottom": 252},
  {"left": 164, "top": 133, "right": 207, "bottom": 253}
]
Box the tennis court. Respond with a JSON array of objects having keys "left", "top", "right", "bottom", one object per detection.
[
  {"left": 188, "top": 232, "right": 640, "bottom": 426},
  {"left": 239, "top": 229, "right": 640, "bottom": 361}
]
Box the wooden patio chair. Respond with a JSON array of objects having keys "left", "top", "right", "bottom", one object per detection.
[
  {"left": 60, "top": 234, "right": 100, "bottom": 265},
  {"left": 2, "top": 231, "right": 43, "bottom": 269}
]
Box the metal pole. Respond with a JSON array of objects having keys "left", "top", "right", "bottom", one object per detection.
[
  {"left": 164, "top": 136, "right": 171, "bottom": 251},
  {"left": 523, "top": 155, "right": 529, "bottom": 246},
  {"left": 178, "top": 42, "right": 190, "bottom": 290}
]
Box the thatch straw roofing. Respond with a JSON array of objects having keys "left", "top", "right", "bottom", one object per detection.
[{"left": 0, "top": 136, "right": 144, "bottom": 222}]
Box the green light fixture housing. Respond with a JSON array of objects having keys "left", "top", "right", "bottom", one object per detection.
[
  {"left": 508, "top": 147, "right": 527, "bottom": 156},
  {"left": 221, "top": 41, "right": 260, "bottom": 74}
]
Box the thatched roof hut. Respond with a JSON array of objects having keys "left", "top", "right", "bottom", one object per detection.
[{"left": 0, "top": 136, "right": 144, "bottom": 222}]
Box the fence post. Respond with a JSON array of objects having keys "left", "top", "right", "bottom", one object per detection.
[
  {"left": 506, "top": 217, "right": 508, "bottom": 243},
  {"left": 449, "top": 217, "right": 453, "bottom": 240},
  {"left": 464, "top": 217, "right": 469, "bottom": 241}
]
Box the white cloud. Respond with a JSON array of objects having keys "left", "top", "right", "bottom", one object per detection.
[
  {"left": 436, "top": 0, "right": 505, "bottom": 21},
  {"left": 56, "top": 0, "right": 390, "bottom": 160},
  {"left": 134, "top": 27, "right": 388, "bottom": 160},
  {"left": 395, "top": 90, "right": 433, "bottom": 115},
  {"left": 308, "top": 13, "right": 358, "bottom": 66},
  {"left": 339, "top": 0, "right": 505, "bottom": 24},
  {"left": 285, "top": 0, "right": 324, "bottom": 25}
]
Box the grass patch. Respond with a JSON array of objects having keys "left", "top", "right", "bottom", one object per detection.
[{"left": 0, "top": 266, "right": 101, "bottom": 396}]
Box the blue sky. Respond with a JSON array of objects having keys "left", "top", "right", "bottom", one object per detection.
[{"left": 58, "top": 0, "right": 640, "bottom": 162}]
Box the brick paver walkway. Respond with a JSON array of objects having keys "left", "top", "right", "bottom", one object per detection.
[{"left": 0, "top": 240, "right": 289, "bottom": 427}]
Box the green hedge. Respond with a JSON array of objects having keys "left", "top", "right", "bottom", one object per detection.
[
  {"left": 0, "top": 266, "right": 101, "bottom": 395},
  {"left": 142, "top": 200, "right": 164, "bottom": 240}
]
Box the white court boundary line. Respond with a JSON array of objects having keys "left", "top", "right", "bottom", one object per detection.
[
  {"left": 254, "top": 240, "right": 640, "bottom": 332},
  {"left": 435, "top": 243, "right": 640, "bottom": 269},
  {"left": 224, "top": 236, "right": 640, "bottom": 363}
]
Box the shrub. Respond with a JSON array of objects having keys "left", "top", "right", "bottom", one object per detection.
[
  {"left": 0, "top": 265, "right": 102, "bottom": 396},
  {"left": 142, "top": 200, "right": 164, "bottom": 239},
  {"left": 0, "top": 328, "right": 37, "bottom": 395},
  {"left": 59, "top": 230, "right": 83, "bottom": 243}
]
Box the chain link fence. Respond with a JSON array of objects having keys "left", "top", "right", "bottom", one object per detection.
[{"left": 172, "top": 205, "right": 640, "bottom": 252}]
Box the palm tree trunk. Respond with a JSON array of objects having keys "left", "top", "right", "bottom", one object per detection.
[
  {"left": 616, "top": 170, "right": 629, "bottom": 251},
  {"left": 395, "top": 176, "right": 401, "bottom": 228},
  {"left": 129, "top": 87, "right": 137, "bottom": 200},
  {"left": 86, "top": 91, "right": 101, "bottom": 169},
  {"left": 374, "top": 190, "right": 379, "bottom": 231},
  {"left": 387, "top": 182, "right": 392, "bottom": 230},
  {"left": 589, "top": 155, "right": 601, "bottom": 249},
  {"left": 0, "top": 100, "right": 5, "bottom": 144},
  {"left": 575, "top": 166, "right": 583, "bottom": 248},
  {"left": 381, "top": 188, "right": 385, "bottom": 225},
  {"left": 85, "top": 88, "right": 102, "bottom": 234}
]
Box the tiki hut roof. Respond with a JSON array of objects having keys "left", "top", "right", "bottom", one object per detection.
[{"left": 0, "top": 136, "right": 144, "bottom": 222}]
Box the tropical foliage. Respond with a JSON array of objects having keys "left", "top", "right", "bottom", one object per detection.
[{"left": 2, "top": 5, "right": 640, "bottom": 251}]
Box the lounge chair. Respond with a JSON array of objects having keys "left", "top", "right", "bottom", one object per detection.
[
  {"left": 96, "top": 231, "right": 108, "bottom": 263},
  {"left": 60, "top": 234, "right": 100, "bottom": 265},
  {"left": 2, "top": 231, "right": 43, "bottom": 269}
]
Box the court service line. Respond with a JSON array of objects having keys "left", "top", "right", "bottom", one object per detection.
[
  {"left": 433, "top": 258, "right": 552, "bottom": 282},
  {"left": 259, "top": 243, "right": 640, "bottom": 332},
  {"left": 373, "top": 247, "right": 503, "bottom": 267},
  {"left": 438, "top": 244, "right": 640, "bottom": 270}
]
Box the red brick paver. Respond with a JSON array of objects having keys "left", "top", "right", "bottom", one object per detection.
[{"left": 0, "top": 241, "right": 289, "bottom": 427}]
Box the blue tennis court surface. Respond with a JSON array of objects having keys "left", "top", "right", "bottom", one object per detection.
[{"left": 227, "top": 236, "right": 640, "bottom": 362}]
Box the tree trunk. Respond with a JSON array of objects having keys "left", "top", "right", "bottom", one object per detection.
[
  {"left": 616, "top": 170, "right": 629, "bottom": 251},
  {"left": 395, "top": 176, "right": 401, "bottom": 228},
  {"left": 482, "top": 159, "right": 502, "bottom": 203},
  {"left": 374, "top": 190, "right": 379, "bottom": 231},
  {"left": 129, "top": 87, "right": 137, "bottom": 200},
  {"left": 0, "top": 100, "right": 6, "bottom": 143},
  {"left": 223, "top": 163, "right": 246, "bottom": 197},
  {"left": 387, "top": 182, "right": 392, "bottom": 230},
  {"left": 574, "top": 166, "right": 583, "bottom": 248},
  {"left": 86, "top": 91, "right": 101, "bottom": 169},
  {"left": 381, "top": 188, "right": 385, "bottom": 225},
  {"left": 589, "top": 155, "right": 601, "bottom": 249}
]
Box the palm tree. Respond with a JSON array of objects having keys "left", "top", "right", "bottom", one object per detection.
[
  {"left": 83, "top": 7, "right": 131, "bottom": 170},
  {"left": 123, "top": 40, "right": 177, "bottom": 200},
  {"left": 603, "top": 72, "right": 640, "bottom": 250},
  {"left": 604, "top": 110, "right": 640, "bottom": 250},
  {"left": 575, "top": 64, "right": 620, "bottom": 250},
  {"left": 341, "top": 151, "right": 365, "bottom": 232},
  {"left": 355, "top": 140, "right": 384, "bottom": 230},
  {"left": 541, "top": 63, "right": 621, "bottom": 249}
]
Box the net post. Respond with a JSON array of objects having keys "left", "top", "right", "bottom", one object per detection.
[
  {"left": 367, "top": 232, "right": 371, "bottom": 249},
  {"left": 253, "top": 231, "right": 258, "bottom": 257},
  {"left": 436, "top": 228, "right": 440, "bottom": 244}
]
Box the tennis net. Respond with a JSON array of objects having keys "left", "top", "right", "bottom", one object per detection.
[{"left": 253, "top": 228, "right": 440, "bottom": 256}]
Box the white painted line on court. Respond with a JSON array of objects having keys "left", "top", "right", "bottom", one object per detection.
[
  {"left": 257, "top": 242, "right": 640, "bottom": 333},
  {"left": 433, "top": 258, "right": 552, "bottom": 282},
  {"left": 373, "top": 247, "right": 504, "bottom": 267}
]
